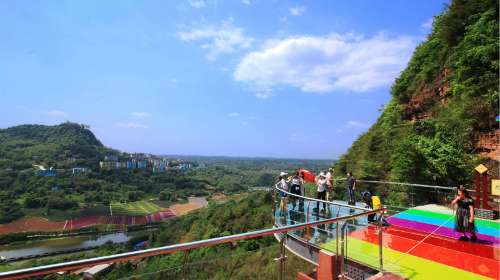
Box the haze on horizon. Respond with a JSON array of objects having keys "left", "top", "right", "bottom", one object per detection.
[{"left": 0, "top": 0, "right": 448, "bottom": 160}]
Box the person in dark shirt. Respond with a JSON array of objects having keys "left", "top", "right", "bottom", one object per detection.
[
  {"left": 346, "top": 172, "right": 356, "bottom": 204},
  {"left": 451, "top": 186, "right": 477, "bottom": 241},
  {"left": 289, "top": 171, "right": 304, "bottom": 210}
]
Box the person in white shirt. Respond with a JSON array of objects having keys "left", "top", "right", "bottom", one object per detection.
[
  {"left": 315, "top": 172, "right": 328, "bottom": 212},
  {"left": 325, "top": 169, "right": 334, "bottom": 201},
  {"left": 277, "top": 172, "right": 289, "bottom": 215}
]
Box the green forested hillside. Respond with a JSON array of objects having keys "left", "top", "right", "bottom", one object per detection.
[
  {"left": 102, "top": 192, "right": 313, "bottom": 280},
  {"left": 0, "top": 122, "right": 116, "bottom": 170},
  {"left": 334, "top": 0, "right": 499, "bottom": 186}
]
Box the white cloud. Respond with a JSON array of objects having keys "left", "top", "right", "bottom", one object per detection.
[
  {"left": 289, "top": 6, "right": 307, "bottom": 16},
  {"left": 117, "top": 122, "right": 148, "bottom": 129},
  {"left": 242, "top": 0, "right": 251, "bottom": 5},
  {"left": 44, "top": 110, "right": 67, "bottom": 117},
  {"left": 228, "top": 112, "right": 240, "bottom": 117},
  {"left": 234, "top": 33, "right": 416, "bottom": 96},
  {"left": 421, "top": 18, "right": 433, "bottom": 30},
  {"left": 177, "top": 19, "right": 253, "bottom": 61},
  {"left": 188, "top": 0, "right": 206, "bottom": 8},
  {"left": 131, "top": 112, "right": 151, "bottom": 118},
  {"left": 255, "top": 90, "right": 272, "bottom": 99},
  {"left": 345, "top": 120, "right": 369, "bottom": 129}
]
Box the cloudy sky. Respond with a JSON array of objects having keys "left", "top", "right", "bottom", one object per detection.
[{"left": 0, "top": 0, "right": 447, "bottom": 159}]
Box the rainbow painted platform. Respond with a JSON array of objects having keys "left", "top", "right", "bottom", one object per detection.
[{"left": 322, "top": 205, "right": 500, "bottom": 279}]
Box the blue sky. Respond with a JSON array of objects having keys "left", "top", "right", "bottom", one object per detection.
[{"left": 0, "top": 0, "right": 448, "bottom": 159}]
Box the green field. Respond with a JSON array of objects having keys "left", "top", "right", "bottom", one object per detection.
[{"left": 111, "top": 201, "right": 164, "bottom": 216}]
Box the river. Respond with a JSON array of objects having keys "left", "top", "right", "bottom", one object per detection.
[{"left": 0, "top": 229, "right": 154, "bottom": 260}]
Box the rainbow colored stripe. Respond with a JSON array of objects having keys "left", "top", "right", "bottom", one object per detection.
[{"left": 322, "top": 208, "right": 500, "bottom": 279}]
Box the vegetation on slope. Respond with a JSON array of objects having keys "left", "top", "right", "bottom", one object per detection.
[
  {"left": 334, "top": 0, "right": 498, "bottom": 187},
  {"left": 0, "top": 122, "right": 115, "bottom": 170},
  {"left": 101, "top": 192, "right": 313, "bottom": 280}
]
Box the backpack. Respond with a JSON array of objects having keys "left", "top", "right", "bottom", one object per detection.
[{"left": 372, "top": 196, "right": 382, "bottom": 210}]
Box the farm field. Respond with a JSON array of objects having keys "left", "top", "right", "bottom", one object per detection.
[
  {"left": 169, "top": 197, "right": 208, "bottom": 216},
  {"left": 111, "top": 201, "right": 164, "bottom": 216}
]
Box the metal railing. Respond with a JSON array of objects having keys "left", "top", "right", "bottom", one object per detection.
[
  {"left": 273, "top": 184, "right": 387, "bottom": 279},
  {"left": 0, "top": 202, "right": 384, "bottom": 280}
]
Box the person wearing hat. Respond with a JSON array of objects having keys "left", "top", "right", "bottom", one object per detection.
[
  {"left": 277, "top": 172, "right": 289, "bottom": 215},
  {"left": 314, "top": 172, "right": 329, "bottom": 212}
]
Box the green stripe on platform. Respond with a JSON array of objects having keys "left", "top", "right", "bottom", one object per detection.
[
  {"left": 406, "top": 208, "right": 500, "bottom": 230},
  {"left": 321, "top": 239, "right": 492, "bottom": 280}
]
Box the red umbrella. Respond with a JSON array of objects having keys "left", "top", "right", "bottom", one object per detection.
[{"left": 299, "top": 169, "right": 316, "bottom": 183}]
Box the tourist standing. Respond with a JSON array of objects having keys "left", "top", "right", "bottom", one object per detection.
[
  {"left": 315, "top": 172, "right": 328, "bottom": 212},
  {"left": 325, "top": 168, "right": 334, "bottom": 201},
  {"left": 277, "top": 172, "right": 289, "bottom": 215},
  {"left": 452, "top": 186, "right": 477, "bottom": 241},
  {"left": 346, "top": 172, "right": 356, "bottom": 204},
  {"left": 290, "top": 171, "right": 304, "bottom": 210}
]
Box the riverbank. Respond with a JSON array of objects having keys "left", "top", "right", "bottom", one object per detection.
[{"left": 0, "top": 229, "right": 155, "bottom": 263}]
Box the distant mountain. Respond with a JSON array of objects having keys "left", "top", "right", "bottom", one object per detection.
[
  {"left": 0, "top": 122, "right": 117, "bottom": 169},
  {"left": 334, "top": 0, "right": 499, "bottom": 185}
]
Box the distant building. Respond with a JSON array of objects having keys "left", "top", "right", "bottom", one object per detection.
[
  {"left": 72, "top": 167, "right": 88, "bottom": 174},
  {"left": 137, "top": 160, "right": 147, "bottom": 169},
  {"left": 126, "top": 160, "right": 136, "bottom": 169},
  {"left": 104, "top": 155, "right": 119, "bottom": 162},
  {"left": 81, "top": 263, "right": 112, "bottom": 279},
  {"left": 153, "top": 163, "right": 166, "bottom": 173},
  {"left": 38, "top": 170, "right": 57, "bottom": 177}
]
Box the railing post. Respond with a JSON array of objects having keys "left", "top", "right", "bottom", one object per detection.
[
  {"left": 378, "top": 213, "right": 384, "bottom": 272},
  {"left": 272, "top": 189, "right": 276, "bottom": 217},
  {"left": 182, "top": 249, "right": 190, "bottom": 280},
  {"left": 335, "top": 222, "right": 339, "bottom": 256},
  {"left": 339, "top": 223, "right": 345, "bottom": 279},
  {"left": 275, "top": 233, "right": 288, "bottom": 280}
]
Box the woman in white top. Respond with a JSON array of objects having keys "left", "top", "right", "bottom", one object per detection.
[
  {"left": 315, "top": 172, "right": 328, "bottom": 212},
  {"left": 277, "top": 172, "right": 289, "bottom": 215}
]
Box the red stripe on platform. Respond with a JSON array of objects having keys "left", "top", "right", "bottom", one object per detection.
[
  {"left": 351, "top": 226, "right": 499, "bottom": 279},
  {"left": 387, "top": 216, "right": 500, "bottom": 245},
  {"left": 386, "top": 224, "right": 500, "bottom": 261}
]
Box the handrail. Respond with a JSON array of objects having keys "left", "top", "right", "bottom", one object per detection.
[
  {"left": 332, "top": 178, "right": 455, "bottom": 191},
  {"left": 274, "top": 184, "right": 370, "bottom": 212},
  {"left": 0, "top": 207, "right": 385, "bottom": 280}
]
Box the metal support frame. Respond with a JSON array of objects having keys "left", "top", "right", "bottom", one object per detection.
[
  {"left": 377, "top": 214, "right": 384, "bottom": 272},
  {"left": 276, "top": 234, "right": 288, "bottom": 280},
  {"left": 181, "top": 250, "right": 190, "bottom": 280},
  {"left": 0, "top": 205, "right": 383, "bottom": 280}
]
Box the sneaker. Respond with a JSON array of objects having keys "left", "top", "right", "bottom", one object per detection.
[
  {"left": 470, "top": 235, "right": 477, "bottom": 242},
  {"left": 458, "top": 236, "right": 469, "bottom": 241}
]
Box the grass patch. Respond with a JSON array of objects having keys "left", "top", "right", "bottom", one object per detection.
[{"left": 111, "top": 201, "right": 164, "bottom": 216}]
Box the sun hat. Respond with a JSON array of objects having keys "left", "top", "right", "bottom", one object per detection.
[{"left": 280, "top": 172, "right": 288, "bottom": 177}]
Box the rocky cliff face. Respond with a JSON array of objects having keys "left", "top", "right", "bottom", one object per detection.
[{"left": 334, "top": 0, "right": 498, "bottom": 185}]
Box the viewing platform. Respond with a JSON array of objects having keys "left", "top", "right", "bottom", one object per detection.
[
  {"left": 273, "top": 181, "right": 500, "bottom": 280},
  {"left": 0, "top": 180, "right": 498, "bottom": 280}
]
